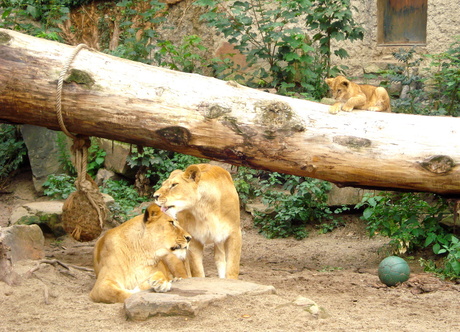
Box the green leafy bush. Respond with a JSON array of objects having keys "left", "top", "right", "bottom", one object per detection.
[
  {"left": 235, "top": 168, "right": 340, "bottom": 239},
  {"left": 104, "top": 0, "right": 166, "bottom": 63},
  {"left": 0, "top": 0, "right": 88, "bottom": 39},
  {"left": 127, "top": 146, "right": 207, "bottom": 187},
  {"left": 100, "top": 178, "right": 149, "bottom": 222},
  {"left": 42, "top": 174, "right": 75, "bottom": 199},
  {"left": 425, "top": 36, "right": 460, "bottom": 117},
  {"left": 86, "top": 139, "right": 106, "bottom": 177},
  {"left": 382, "top": 37, "right": 460, "bottom": 117},
  {"left": 195, "top": 0, "right": 363, "bottom": 99},
  {"left": 356, "top": 192, "right": 459, "bottom": 280},
  {"left": 154, "top": 35, "right": 210, "bottom": 74},
  {"left": 356, "top": 192, "right": 449, "bottom": 252},
  {"left": 0, "top": 124, "right": 27, "bottom": 182},
  {"left": 232, "top": 166, "right": 262, "bottom": 206}
]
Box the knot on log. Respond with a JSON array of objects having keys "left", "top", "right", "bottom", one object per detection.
[
  {"left": 419, "top": 155, "right": 455, "bottom": 174},
  {"left": 198, "top": 146, "right": 248, "bottom": 163},
  {"left": 255, "top": 100, "right": 305, "bottom": 138},
  {"left": 64, "top": 69, "right": 95, "bottom": 88},
  {"left": 0, "top": 32, "right": 12, "bottom": 44},
  {"left": 256, "top": 100, "right": 292, "bottom": 127},
  {"left": 157, "top": 126, "right": 191, "bottom": 146},
  {"left": 222, "top": 116, "right": 257, "bottom": 139},
  {"left": 198, "top": 102, "right": 232, "bottom": 119},
  {"left": 333, "top": 136, "right": 372, "bottom": 149}
]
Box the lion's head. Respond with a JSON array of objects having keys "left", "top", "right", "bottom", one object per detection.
[
  {"left": 153, "top": 165, "right": 203, "bottom": 219},
  {"left": 325, "top": 75, "right": 353, "bottom": 101},
  {"left": 143, "top": 204, "right": 191, "bottom": 261}
]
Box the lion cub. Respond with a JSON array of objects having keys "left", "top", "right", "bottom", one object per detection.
[{"left": 325, "top": 75, "right": 391, "bottom": 114}]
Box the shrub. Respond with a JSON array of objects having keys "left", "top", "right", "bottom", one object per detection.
[
  {"left": 42, "top": 174, "right": 76, "bottom": 199},
  {"left": 100, "top": 178, "right": 149, "bottom": 222},
  {"left": 0, "top": 124, "right": 27, "bottom": 183},
  {"left": 234, "top": 168, "right": 344, "bottom": 240},
  {"left": 356, "top": 192, "right": 459, "bottom": 280},
  {"left": 127, "top": 146, "right": 207, "bottom": 187},
  {"left": 195, "top": 0, "right": 363, "bottom": 99}
]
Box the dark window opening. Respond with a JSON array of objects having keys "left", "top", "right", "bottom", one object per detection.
[{"left": 378, "top": 0, "right": 427, "bottom": 45}]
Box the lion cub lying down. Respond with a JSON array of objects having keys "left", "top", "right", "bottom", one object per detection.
[
  {"left": 90, "top": 204, "right": 191, "bottom": 303},
  {"left": 326, "top": 75, "right": 391, "bottom": 114},
  {"left": 154, "top": 164, "right": 242, "bottom": 280}
]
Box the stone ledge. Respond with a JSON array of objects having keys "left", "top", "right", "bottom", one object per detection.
[{"left": 124, "top": 278, "right": 276, "bottom": 321}]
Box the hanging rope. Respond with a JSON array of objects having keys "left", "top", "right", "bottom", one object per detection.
[
  {"left": 56, "top": 44, "right": 88, "bottom": 140},
  {"left": 56, "top": 44, "right": 107, "bottom": 242}
]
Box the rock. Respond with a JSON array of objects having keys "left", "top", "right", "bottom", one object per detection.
[
  {"left": 327, "top": 184, "right": 380, "bottom": 206},
  {"left": 10, "top": 201, "right": 66, "bottom": 237},
  {"left": 363, "top": 63, "right": 384, "bottom": 74},
  {"left": 124, "top": 278, "right": 276, "bottom": 320},
  {"left": 95, "top": 168, "right": 116, "bottom": 186},
  {"left": 0, "top": 225, "right": 44, "bottom": 263},
  {"left": 9, "top": 195, "right": 115, "bottom": 237},
  {"left": 97, "top": 139, "right": 135, "bottom": 178},
  {"left": 245, "top": 201, "right": 274, "bottom": 217},
  {"left": 293, "top": 295, "right": 330, "bottom": 319},
  {"left": 20, "top": 125, "right": 66, "bottom": 193}
]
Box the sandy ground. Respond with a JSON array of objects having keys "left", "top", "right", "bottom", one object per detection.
[{"left": 1, "top": 171, "right": 459, "bottom": 332}]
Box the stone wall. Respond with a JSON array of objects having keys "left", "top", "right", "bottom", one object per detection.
[
  {"left": 162, "top": 0, "right": 459, "bottom": 79},
  {"left": 331, "top": 1, "right": 460, "bottom": 76}
]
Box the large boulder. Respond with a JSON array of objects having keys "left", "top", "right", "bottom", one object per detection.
[
  {"left": 20, "top": 125, "right": 67, "bottom": 193},
  {"left": 124, "top": 278, "right": 276, "bottom": 320},
  {"left": 0, "top": 224, "right": 44, "bottom": 263}
]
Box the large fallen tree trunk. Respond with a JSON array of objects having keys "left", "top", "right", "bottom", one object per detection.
[{"left": 0, "top": 29, "right": 459, "bottom": 195}]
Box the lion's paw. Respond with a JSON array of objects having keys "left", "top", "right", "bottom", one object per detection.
[
  {"left": 149, "top": 278, "right": 172, "bottom": 293},
  {"left": 328, "top": 106, "right": 340, "bottom": 114}
]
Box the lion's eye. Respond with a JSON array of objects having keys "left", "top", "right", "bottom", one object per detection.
[
  {"left": 170, "top": 183, "right": 178, "bottom": 189},
  {"left": 169, "top": 220, "right": 175, "bottom": 226}
]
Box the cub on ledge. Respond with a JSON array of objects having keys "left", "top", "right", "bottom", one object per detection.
[
  {"left": 154, "top": 163, "right": 242, "bottom": 279},
  {"left": 89, "top": 204, "right": 191, "bottom": 303},
  {"left": 326, "top": 75, "right": 391, "bottom": 114}
]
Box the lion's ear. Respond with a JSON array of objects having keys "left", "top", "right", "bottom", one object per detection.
[
  {"left": 144, "top": 204, "right": 161, "bottom": 222},
  {"left": 183, "top": 165, "right": 201, "bottom": 183},
  {"left": 325, "top": 78, "right": 333, "bottom": 86},
  {"left": 341, "top": 81, "right": 349, "bottom": 88}
]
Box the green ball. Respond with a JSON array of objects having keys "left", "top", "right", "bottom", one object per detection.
[{"left": 378, "top": 256, "right": 410, "bottom": 286}]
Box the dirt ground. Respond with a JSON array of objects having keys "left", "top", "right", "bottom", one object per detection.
[{"left": 1, "top": 171, "right": 459, "bottom": 332}]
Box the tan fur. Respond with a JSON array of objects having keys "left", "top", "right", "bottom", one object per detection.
[
  {"left": 89, "top": 204, "right": 191, "bottom": 303},
  {"left": 154, "top": 164, "right": 242, "bottom": 279},
  {"left": 325, "top": 75, "right": 391, "bottom": 114}
]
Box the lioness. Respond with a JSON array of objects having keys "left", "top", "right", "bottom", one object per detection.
[
  {"left": 153, "top": 164, "right": 242, "bottom": 279},
  {"left": 89, "top": 204, "right": 191, "bottom": 303},
  {"left": 326, "top": 75, "right": 391, "bottom": 114}
]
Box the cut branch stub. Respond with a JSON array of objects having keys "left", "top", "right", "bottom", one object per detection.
[{"left": 419, "top": 155, "right": 456, "bottom": 174}]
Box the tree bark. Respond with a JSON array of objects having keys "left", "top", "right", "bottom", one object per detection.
[{"left": 0, "top": 29, "right": 459, "bottom": 195}]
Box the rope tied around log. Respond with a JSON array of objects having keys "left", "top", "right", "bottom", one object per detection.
[{"left": 56, "top": 44, "right": 107, "bottom": 242}]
